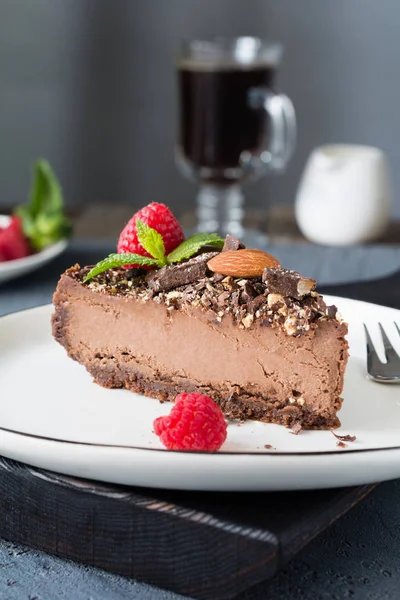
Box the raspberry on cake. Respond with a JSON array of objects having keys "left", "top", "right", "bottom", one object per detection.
[
  {"left": 117, "top": 202, "right": 185, "bottom": 267},
  {"left": 52, "top": 204, "right": 349, "bottom": 431}
]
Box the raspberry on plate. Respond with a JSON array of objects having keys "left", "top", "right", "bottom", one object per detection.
[
  {"left": 117, "top": 202, "right": 184, "bottom": 267},
  {"left": 153, "top": 393, "right": 228, "bottom": 452},
  {"left": 0, "top": 216, "right": 31, "bottom": 261}
]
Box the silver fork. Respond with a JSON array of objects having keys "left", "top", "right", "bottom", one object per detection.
[{"left": 364, "top": 323, "right": 400, "bottom": 383}]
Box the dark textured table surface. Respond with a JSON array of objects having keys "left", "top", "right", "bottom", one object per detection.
[{"left": 1, "top": 240, "right": 400, "bottom": 600}]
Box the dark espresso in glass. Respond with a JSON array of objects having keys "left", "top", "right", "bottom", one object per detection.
[{"left": 178, "top": 62, "right": 276, "bottom": 176}]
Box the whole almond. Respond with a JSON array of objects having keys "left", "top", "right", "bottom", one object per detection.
[{"left": 207, "top": 249, "right": 280, "bottom": 278}]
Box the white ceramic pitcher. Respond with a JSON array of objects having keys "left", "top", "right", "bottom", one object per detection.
[{"left": 295, "top": 145, "right": 392, "bottom": 245}]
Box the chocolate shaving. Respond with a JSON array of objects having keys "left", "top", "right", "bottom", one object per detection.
[
  {"left": 243, "top": 281, "right": 257, "bottom": 298},
  {"left": 264, "top": 444, "right": 274, "bottom": 449},
  {"left": 289, "top": 422, "right": 302, "bottom": 435},
  {"left": 241, "top": 281, "right": 258, "bottom": 307},
  {"left": 195, "top": 244, "right": 224, "bottom": 255},
  {"left": 217, "top": 291, "right": 230, "bottom": 307},
  {"left": 249, "top": 294, "right": 266, "bottom": 314},
  {"left": 326, "top": 305, "right": 338, "bottom": 319},
  {"left": 262, "top": 268, "right": 316, "bottom": 300},
  {"left": 336, "top": 441, "right": 347, "bottom": 448},
  {"left": 314, "top": 295, "right": 328, "bottom": 315},
  {"left": 231, "top": 291, "right": 240, "bottom": 310},
  {"left": 146, "top": 252, "right": 218, "bottom": 292},
  {"left": 331, "top": 431, "right": 356, "bottom": 442},
  {"left": 126, "top": 267, "right": 147, "bottom": 279},
  {"left": 194, "top": 279, "right": 207, "bottom": 292},
  {"left": 260, "top": 318, "right": 272, "bottom": 327},
  {"left": 222, "top": 234, "right": 245, "bottom": 252}
]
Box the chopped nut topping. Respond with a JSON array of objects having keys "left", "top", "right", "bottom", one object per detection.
[
  {"left": 283, "top": 316, "right": 298, "bottom": 336},
  {"left": 241, "top": 314, "right": 254, "bottom": 328},
  {"left": 288, "top": 395, "right": 305, "bottom": 406},
  {"left": 80, "top": 254, "right": 341, "bottom": 338},
  {"left": 267, "top": 293, "right": 284, "bottom": 306},
  {"left": 278, "top": 304, "right": 288, "bottom": 317},
  {"left": 297, "top": 278, "right": 316, "bottom": 297},
  {"left": 166, "top": 291, "right": 180, "bottom": 301}
]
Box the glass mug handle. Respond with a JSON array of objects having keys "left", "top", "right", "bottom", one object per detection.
[{"left": 247, "top": 87, "right": 297, "bottom": 172}]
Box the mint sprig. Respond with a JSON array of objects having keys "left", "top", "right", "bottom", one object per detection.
[
  {"left": 15, "top": 159, "right": 72, "bottom": 251},
  {"left": 83, "top": 228, "right": 225, "bottom": 283}
]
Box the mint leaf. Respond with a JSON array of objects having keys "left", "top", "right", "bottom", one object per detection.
[
  {"left": 136, "top": 219, "right": 166, "bottom": 263},
  {"left": 29, "top": 159, "right": 63, "bottom": 217},
  {"left": 15, "top": 159, "right": 72, "bottom": 251},
  {"left": 167, "top": 233, "right": 224, "bottom": 264},
  {"left": 83, "top": 253, "right": 160, "bottom": 283}
]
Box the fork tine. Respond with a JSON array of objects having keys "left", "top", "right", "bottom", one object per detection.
[
  {"left": 395, "top": 322, "right": 400, "bottom": 338},
  {"left": 364, "top": 323, "right": 383, "bottom": 370},
  {"left": 378, "top": 323, "right": 400, "bottom": 362},
  {"left": 364, "top": 322, "right": 400, "bottom": 383}
]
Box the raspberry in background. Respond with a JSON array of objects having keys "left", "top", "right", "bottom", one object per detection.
[
  {"left": 153, "top": 393, "right": 227, "bottom": 451},
  {"left": 0, "top": 216, "right": 31, "bottom": 261},
  {"left": 117, "top": 203, "right": 185, "bottom": 266}
]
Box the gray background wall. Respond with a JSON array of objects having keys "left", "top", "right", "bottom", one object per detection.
[{"left": 0, "top": 0, "right": 399, "bottom": 217}]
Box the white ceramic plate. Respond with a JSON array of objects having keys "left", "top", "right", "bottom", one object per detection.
[
  {"left": 0, "top": 215, "right": 68, "bottom": 284},
  {"left": 0, "top": 298, "right": 399, "bottom": 491}
]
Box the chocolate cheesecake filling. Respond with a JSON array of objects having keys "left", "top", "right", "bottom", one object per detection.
[{"left": 52, "top": 255, "right": 348, "bottom": 430}]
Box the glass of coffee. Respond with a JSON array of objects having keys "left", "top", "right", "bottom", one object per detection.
[{"left": 176, "top": 37, "right": 296, "bottom": 239}]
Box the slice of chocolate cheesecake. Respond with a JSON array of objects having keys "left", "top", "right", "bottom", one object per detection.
[{"left": 52, "top": 241, "right": 348, "bottom": 430}]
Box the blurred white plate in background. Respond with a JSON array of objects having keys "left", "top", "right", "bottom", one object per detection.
[{"left": 0, "top": 215, "right": 68, "bottom": 284}]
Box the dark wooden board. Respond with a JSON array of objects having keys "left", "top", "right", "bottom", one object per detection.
[{"left": 0, "top": 458, "right": 375, "bottom": 600}]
